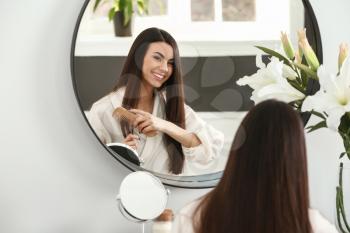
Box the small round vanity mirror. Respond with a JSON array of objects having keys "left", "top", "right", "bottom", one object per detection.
[{"left": 117, "top": 171, "right": 169, "bottom": 222}]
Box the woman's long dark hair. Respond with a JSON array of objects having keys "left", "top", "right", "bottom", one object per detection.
[
  {"left": 193, "top": 100, "right": 312, "bottom": 233},
  {"left": 113, "top": 27, "right": 185, "bottom": 174}
]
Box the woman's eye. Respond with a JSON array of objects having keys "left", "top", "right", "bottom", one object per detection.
[{"left": 153, "top": 55, "right": 161, "bottom": 61}]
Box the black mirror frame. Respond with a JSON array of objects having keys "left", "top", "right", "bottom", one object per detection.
[{"left": 70, "top": 0, "right": 322, "bottom": 188}]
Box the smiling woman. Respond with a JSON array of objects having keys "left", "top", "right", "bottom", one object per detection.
[
  {"left": 86, "top": 28, "right": 224, "bottom": 175},
  {"left": 71, "top": 0, "right": 322, "bottom": 187},
  {"left": 141, "top": 42, "right": 174, "bottom": 89}
]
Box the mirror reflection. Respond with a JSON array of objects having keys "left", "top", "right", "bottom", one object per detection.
[{"left": 73, "top": 0, "right": 305, "bottom": 176}]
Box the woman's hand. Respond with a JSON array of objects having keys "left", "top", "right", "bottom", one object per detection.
[
  {"left": 130, "top": 109, "right": 201, "bottom": 147},
  {"left": 130, "top": 109, "right": 167, "bottom": 136},
  {"left": 122, "top": 134, "right": 139, "bottom": 150}
]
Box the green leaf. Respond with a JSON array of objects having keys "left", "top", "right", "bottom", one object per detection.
[
  {"left": 113, "top": 0, "right": 120, "bottom": 11},
  {"left": 340, "top": 152, "right": 346, "bottom": 159},
  {"left": 137, "top": 0, "right": 145, "bottom": 14},
  {"left": 293, "top": 62, "right": 318, "bottom": 80},
  {"left": 93, "top": 0, "right": 102, "bottom": 12},
  {"left": 118, "top": 0, "right": 126, "bottom": 11},
  {"left": 288, "top": 79, "right": 305, "bottom": 93},
  {"left": 301, "top": 69, "right": 308, "bottom": 88},
  {"left": 122, "top": 0, "right": 133, "bottom": 26},
  {"left": 108, "top": 8, "right": 116, "bottom": 21},
  {"left": 338, "top": 114, "right": 350, "bottom": 135},
  {"left": 310, "top": 110, "right": 326, "bottom": 120},
  {"left": 306, "top": 120, "right": 327, "bottom": 133},
  {"left": 255, "top": 46, "right": 291, "bottom": 66}
]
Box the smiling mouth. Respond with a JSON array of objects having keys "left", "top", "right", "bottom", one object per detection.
[{"left": 152, "top": 72, "right": 165, "bottom": 81}]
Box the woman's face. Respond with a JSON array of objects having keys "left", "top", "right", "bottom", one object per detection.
[{"left": 141, "top": 42, "right": 175, "bottom": 89}]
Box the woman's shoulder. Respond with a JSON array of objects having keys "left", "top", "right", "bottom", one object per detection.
[
  {"left": 309, "top": 209, "right": 338, "bottom": 233},
  {"left": 172, "top": 198, "right": 203, "bottom": 233},
  {"left": 183, "top": 104, "right": 202, "bottom": 121},
  {"left": 91, "top": 88, "right": 125, "bottom": 111},
  {"left": 178, "top": 198, "right": 203, "bottom": 217}
]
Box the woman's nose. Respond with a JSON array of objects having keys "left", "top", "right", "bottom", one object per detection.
[{"left": 160, "top": 61, "right": 168, "bottom": 72}]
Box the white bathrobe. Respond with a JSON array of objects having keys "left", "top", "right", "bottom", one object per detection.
[{"left": 87, "top": 88, "right": 225, "bottom": 175}]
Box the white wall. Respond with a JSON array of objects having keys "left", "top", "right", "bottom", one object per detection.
[
  {"left": 0, "top": 0, "right": 349, "bottom": 232},
  {"left": 307, "top": 0, "right": 350, "bottom": 221}
]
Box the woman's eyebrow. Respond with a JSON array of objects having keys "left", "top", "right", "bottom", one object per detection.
[
  {"left": 153, "top": 52, "right": 174, "bottom": 60},
  {"left": 153, "top": 52, "right": 165, "bottom": 58}
]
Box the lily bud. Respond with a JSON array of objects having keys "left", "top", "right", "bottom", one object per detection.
[
  {"left": 297, "top": 29, "right": 305, "bottom": 63},
  {"left": 298, "top": 28, "right": 320, "bottom": 71},
  {"left": 295, "top": 50, "right": 302, "bottom": 64},
  {"left": 338, "top": 42, "right": 349, "bottom": 71},
  {"left": 281, "top": 32, "right": 295, "bottom": 60},
  {"left": 297, "top": 28, "right": 307, "bottom": 42}
]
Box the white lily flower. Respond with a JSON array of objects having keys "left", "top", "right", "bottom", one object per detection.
[
  {"left": 302, "top": 57, "right": 350, "bottom": 131},
  {"left": 237, "top": 55, "right": 304, "bottom": 104}
]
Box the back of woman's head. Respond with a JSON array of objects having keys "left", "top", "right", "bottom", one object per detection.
[{"left": 195, "top": 100, "right": 311, "bottom": 233}]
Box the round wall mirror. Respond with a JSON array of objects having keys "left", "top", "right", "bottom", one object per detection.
[{"left": 71, "top": 0, "right": 322, "bottom": 188}]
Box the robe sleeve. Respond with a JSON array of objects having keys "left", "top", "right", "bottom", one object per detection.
[
  {"left": 182, "top": 105, "right": 224, "bottom": 165},
  {"left": 86, "top": 102, "right": 112, "bottom": 144},
  {"left": 172, "top": 199, "right": 201, "bottom": 233},
  {"left": 309, "top": 209, "right": 339, "bottom": 233},
  {"left": 172, "top": 212, "right": 194, "bottom": 233}
]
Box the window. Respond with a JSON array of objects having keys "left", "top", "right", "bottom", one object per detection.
[
  {"left": 79, "top": 0, "right": 301, "bottom": 41},
  {"left": 191, "top": 0, "right": 255, "bottom": 22},
  {"left": 221, "top": 0, "right": 255, "bottom": 21},
  {"left": 191, "top": 0, "right": 215, "bottom": 21},
  {"left": 76, "top": 0, "right": 303, "bottom": 56},
  {"left": 148, "top": 0, "right": 168, "bottom": 15}
]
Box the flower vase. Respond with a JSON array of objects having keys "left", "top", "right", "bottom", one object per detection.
[{"left": 336, "top": 161, "right": 350, "bottom": 233}]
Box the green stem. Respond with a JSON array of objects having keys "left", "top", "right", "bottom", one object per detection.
[
  {"left": 340, "top": 163, "right": 343, "bottom": 186},
  {"left": 291, "top": 64, "right": 303, "bottom": 86},
  {"left": 337, "top": 187, "right": 347, "bottom": 233},
  {"left": 337, "top": 162, "right": 350, "bottom": 232}
]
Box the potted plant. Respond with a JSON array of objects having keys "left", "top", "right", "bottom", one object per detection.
[{"left": 93, "top": 0, "right": 149, "bottom": 37}]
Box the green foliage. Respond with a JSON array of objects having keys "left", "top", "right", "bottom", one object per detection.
[
  {"left": 306, "top": 120, "right": 327, "bottom": 133},
  {"left": 293, "top": 62, "right": 317, "bottom": 80},
  {"left": 255, "top": 46, "right": 291, "bottom": 66},
  {"left": 338, "top": 114, "right": 350, "bottom": 160}
]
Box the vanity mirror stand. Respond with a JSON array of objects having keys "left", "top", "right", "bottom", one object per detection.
[{"left": 116, "top": 171, "right": 170, "bottom": 232}]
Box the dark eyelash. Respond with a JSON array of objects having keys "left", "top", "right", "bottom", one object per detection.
[{"left": 153, "top": 55, "right": 161, "bottom": 60}]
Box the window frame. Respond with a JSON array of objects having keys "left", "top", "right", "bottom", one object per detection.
[{"left": 76, "top": 0, "right": 304, "bottom": 56}]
